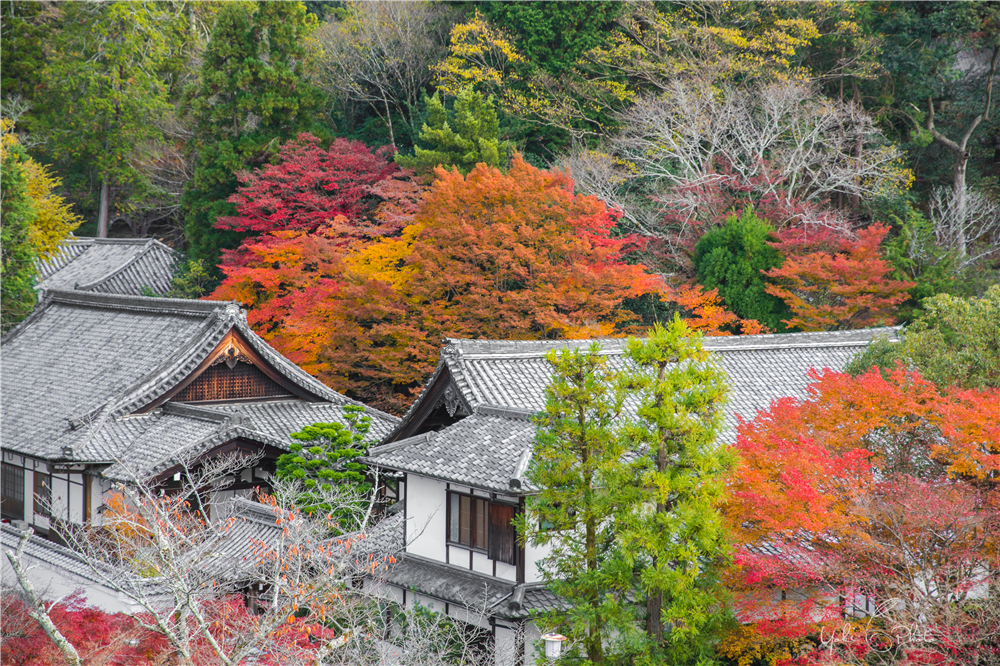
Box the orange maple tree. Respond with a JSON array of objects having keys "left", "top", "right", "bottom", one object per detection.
[
  {"left": 213, "top": 155, "right": 664, "bottom": 413},
  {"left": 763, "top": 224, "right": 915, "bottom": 331},
  {"left": 661, "top": 283, "right": 769, "bottom": 336},
  {"left": 397, "top": 156, "right": 660, "bottom": 340}
]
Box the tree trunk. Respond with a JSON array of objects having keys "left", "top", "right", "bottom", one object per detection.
[
  {"left": 921, "top": 45, "right": 997, "bottom": 260},
  {"left": 952, "top": 160, "right": 967, "bottom": 259},
  {"left": 98, "top": 180, "right": 110, "bottom": 238},
  {"left": 580, "top": 407, "right": 604, "bottom": 665}
]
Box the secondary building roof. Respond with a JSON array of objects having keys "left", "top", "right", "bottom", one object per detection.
[
  {"left": 367, "top": 328, "right": 898, "bottom": 493},
  {"left": 36, "top": 237, "right": 177, "bottom": 297},
  {"left": 1, "top": 290, "right": 399, "bottom": 480}
]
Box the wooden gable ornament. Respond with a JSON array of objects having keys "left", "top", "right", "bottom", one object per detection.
[{"left": 137, "top": 329, "right": 323, "bottom": 412}]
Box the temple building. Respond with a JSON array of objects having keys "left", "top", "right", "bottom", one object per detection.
[
  {"left": 364, "top": 328, "right": 897, "bottom": 665},
  {"left": 1, "top": 289, "right": 398, "bottom": 546}
]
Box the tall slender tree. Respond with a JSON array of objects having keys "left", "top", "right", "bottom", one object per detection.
[
  {"left": 182, "top": 0, "right": 320, "bottom": 275},
  {"left": 1, "top": 130, "right": 37, "bottom": 332},
  {"left": 618, "top": 317, "right": 733, "bottom": 665},
  {"left": 36, "top": 1, "right": 175, "bottom": 238},
  {"left": 518, "top": 344, "right": 638, "bottom": 665}
]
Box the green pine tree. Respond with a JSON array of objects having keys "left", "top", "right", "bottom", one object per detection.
[
  {"left": 618, "top": 316, "right": 733, "bottom": 665},
  {"left": 275, "top": 405, "right": 373, "bottom": 530},
  {"left": 182, "top": 1, "right": 321, "bottom": 278},
  {"left": 694, "top": 208, "right": 789, "bottom": 331},
  {"left": 1, "top": 140, "right": 38, "bottom": 332},
  {"left": 517, "top": 344, "right": 639, "bottom": 665},
  {"left": 34, "top": 1, "right": 176, "bottom": 237},
  {"left": 395, "top": 87, "right": 510, "bottom": 176}
]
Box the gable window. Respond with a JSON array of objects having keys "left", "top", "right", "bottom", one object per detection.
[
  {"left": 34, "top": 470, "right": 51, "bottom": 517},
  {"left": 1, "top": 463, "right": 24, "bottom": 521},
  {"left": 447, "top": 491, "right": 518, "bottom": 565}
]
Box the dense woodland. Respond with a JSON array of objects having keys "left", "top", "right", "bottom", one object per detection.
[
  {"left": 2, "top": 1, "right": 999, "bottom": 411},
  {"left": 2, "top": 3, "right": 1000, "bottom": 666}
]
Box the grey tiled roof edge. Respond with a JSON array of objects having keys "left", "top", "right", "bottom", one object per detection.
[
  {"left": 103, "top": 422, "right": 290, "bottom": 481},
  {"left": 474, "top": 404, "right": 536, "bottom": 421},
  {"left": 367, "top": 431, "right": 434, "bottom": 458},
  {"left": 17, "top": 291, "right": 398, "bottom": 427},
  {"left": 443, "top": 326, "right": 900, "bottom": 359},
  {"left": 48, "top": 288, "right": 224, "bottom": 315},
  {"left": 74, "top": 239, "right": 177, "bottom": 291},
  {"left": 0, "top": 524, "right": 163, "bottom": 595}
]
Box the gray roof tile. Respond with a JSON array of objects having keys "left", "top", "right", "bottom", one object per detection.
[
  {"left": 2, "top": 291, "right": 399, "bottom": 479},
  {"left": 371, "top": 328, "right": 898, "bottom": 491},
  {"left": 368, "top": 411, "right": 535, "bottom": 492},
  {"left": 37, "top": 237, "right": 177, "bottom": 296}
]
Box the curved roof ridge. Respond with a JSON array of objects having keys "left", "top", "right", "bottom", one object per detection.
[
  {"left": 474, "top": 404, "right": 536, "bottom": 421},
  {"left": 444, "top": 326, "right": 900, "bottom": 359},
  {"left": 74, "top": 239, "right": 173, "bottom": 291},
  {"left": 45, "top": 289, "right": 228, "bottom": 315}
]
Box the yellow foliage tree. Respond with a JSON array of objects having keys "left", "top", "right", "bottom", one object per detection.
[
  {"left": 23, "top": 159, "right": 83, "bottom": 261},
  {"left": 1, "top": 120, "right": 82, "bottom": 261}
]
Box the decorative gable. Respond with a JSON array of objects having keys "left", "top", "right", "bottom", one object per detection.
[
  {"left": 173, "top": 355, "right": 293, "bottom": 403},
  {"left": 138, "top": 329, "right": 321, "bottom": 411}
]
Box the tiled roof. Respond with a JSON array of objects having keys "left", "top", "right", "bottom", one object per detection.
[
  {"left": 208, "top": 400, "right": 398, "bottom": 447},
  {"left": 385, "top": 553, "right": 516, "bottom": 614},
  {"left": 518, "top": 584, "right": 569, "bottom": 616},
  {"left": 367, "top": 409, "right": 536, "bottom": 492},
  {"left": 381, "top": 552, "right": 566, "bottom": 620},
  {"left": 1, "top": 523, "right": 114, "bottom": 585},
  {"left": 1, "top": 290, "right": 398, "bottom": 479},
  {"left": 0, "top": 523, "right": 165, "bottom": 598},
  {"left": 37, "top": 237, "right": 177, "bottom": 296},
  {"left": 371, "top": 327, "right": 898, "bottom": 491}
]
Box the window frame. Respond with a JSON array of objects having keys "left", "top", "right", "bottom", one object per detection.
[
  {"left": 447, "top": 490, "right": 490, "bottom": 552},
  {"left": 1, "top": 462, "right": 25, "bottom": 521}
]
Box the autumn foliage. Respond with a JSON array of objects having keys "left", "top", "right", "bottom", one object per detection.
[
  {"left": 764, "top": 224, "right": 915, "bottom": 331},
  {"left": 660, "top": 283, "right": 769, "bottom": 336},
  {"left": 213, "top": 154, "right": 663, "bottom": 412},
  {"left": 723, "top": 365, "right": 1000, "bottom": 665},
  {"left": 216, "top": 133, "right": 405, "bottom": 242}
]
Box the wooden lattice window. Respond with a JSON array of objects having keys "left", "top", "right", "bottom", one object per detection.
[
  {"left": 1, "top": 463, "right": 24, "bottom": 521},
  {"left": 174, "top": 361, "right": 293, "bottom": 403}
]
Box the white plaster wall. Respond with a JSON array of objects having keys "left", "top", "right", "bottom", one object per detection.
[
  {"left": 68, "top": 476, "right": 84, "bottom": 524},
  {"left": 494, "top": 624, "right": 521, "bottom": 666},
  {"left": 494, "top": 561, "right": 516, "bottom": 582},
  {"left": 50, "top": 474, "right": 69, "bottom": 521},
  {"left": 472, "top": 550, "right": 492, "bottom": 575},
  {"left": 406, "top": 475, "right": 447, "bottom": 561},
  {"left": 28, "top": 466, "right": 50, "bottom": 532},
  {"left": 524, "top": 539, "right": 551, "bottom": 583},
  {"left": 523, "top": 620, "right": 544, "bottom": 666}
]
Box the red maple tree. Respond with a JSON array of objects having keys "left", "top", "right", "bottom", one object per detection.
[
  {"left": 215, "top": 133, "right": 405, "bottom": 242},
  {"left": 723, "top": 365, "right": 1000, "bottom": 665},
  {"left": 763, "top": 224, "right": 915, "bottom": 331}
]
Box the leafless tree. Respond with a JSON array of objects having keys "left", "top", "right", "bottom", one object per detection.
[
  {"left": 928, "top": 186, "right": 1000, "bottom": 272},
  {"left": 561, "top": 79, "right": 904, "bottom": 271},
  {"left": 614, "top": 78, "right": 908, "bottom": 207},
  {"left": 4, "top": 451, "right": 500, "bottom": 666},
  {"left": 907, "top": 45, "right": 999, "bottom": 258},
  {"left": 312, "top": 1, "right": 457, "bottom": 147}
]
